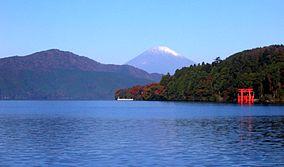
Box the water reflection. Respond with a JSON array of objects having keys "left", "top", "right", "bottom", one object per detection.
[{"left": 239, "top": 116, "right": 253, "bottom": 142}]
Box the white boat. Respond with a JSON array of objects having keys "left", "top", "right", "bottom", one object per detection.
[{"left": 117, "top": 97, "right": 134, "bottom": 101}]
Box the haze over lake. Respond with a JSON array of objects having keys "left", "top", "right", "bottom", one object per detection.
[{"left": 0, "top": 101, "right": 283, "bottom": 166}]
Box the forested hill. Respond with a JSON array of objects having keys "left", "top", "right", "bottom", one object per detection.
[
  {"left": 0, "top": 49, "right": 162, "bottom": 100},
  {"left": 115, "top": 45, "right": 284, "bottom": 103}
]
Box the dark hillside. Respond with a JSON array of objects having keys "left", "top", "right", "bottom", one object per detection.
[
  {"left": 0, "top": 49, "right": 162, "bottom": 100},
  {"left": 115, "top": 45, "right": 284, "bottom": 103}
]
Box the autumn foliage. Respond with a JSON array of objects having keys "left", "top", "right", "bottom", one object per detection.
[{"left": 115, "top": 83, "right": 166, "bottom": 100}]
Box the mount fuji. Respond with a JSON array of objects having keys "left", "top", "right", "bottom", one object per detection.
[{"left": 126, "top": 46, "right": 195, "bottom": 74}]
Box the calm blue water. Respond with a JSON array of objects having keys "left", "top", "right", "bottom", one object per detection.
[{"left": 0, "top": 101, "right": 283, "bottom": 166}]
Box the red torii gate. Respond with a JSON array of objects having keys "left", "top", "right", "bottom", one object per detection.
[{"left": 237, "top": 88, "right": 254, "bottom": 104}]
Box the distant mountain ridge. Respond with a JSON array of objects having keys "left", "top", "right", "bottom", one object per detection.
[
  {"left": 126, "top": 46, "right": 195, "bottom": 74},
  {"left": 0, "top": 49, "right": 162, "bottom": 100},
  {"left": 0, "top": 49, "right": 161, "bottom": 81}
]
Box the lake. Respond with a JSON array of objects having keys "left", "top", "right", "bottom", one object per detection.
[{"left": 0, "top": 101, "right": 283, "bottom": 166}]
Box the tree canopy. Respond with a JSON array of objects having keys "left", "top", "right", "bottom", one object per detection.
[{"left": 115, "top": 45, "right": 284, "bottom": 103}]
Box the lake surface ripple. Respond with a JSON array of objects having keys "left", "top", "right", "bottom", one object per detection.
[{"left": 0, "top": 101, "right": 283, "bottom": 166}]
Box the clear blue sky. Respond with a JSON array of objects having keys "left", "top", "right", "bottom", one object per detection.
[{"left": 0, "top": 0, "right": 283, "bottom": 64}]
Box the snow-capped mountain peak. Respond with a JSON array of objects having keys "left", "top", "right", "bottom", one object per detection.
[
  {"left": 126, "top": 46, "right": 195, "bottom": 74},
  {"left": 150, "top": 46, "right": 179, "bottom": 57}
]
